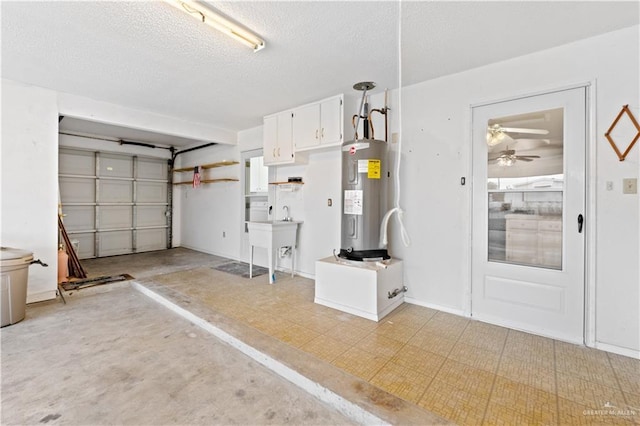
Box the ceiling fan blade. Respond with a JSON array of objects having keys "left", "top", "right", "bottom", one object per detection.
[
  {"left": 501, "top": 127, "right": 549, "bottom": 135},
  {"left": 486, "top": 128, "right": 515, "bottom": 146},
  {"left": 517, "top": 157, "right": 534, "bottom": 162},
  {"left": 516, "top": 155, "right": 541, "bottom": 159}
]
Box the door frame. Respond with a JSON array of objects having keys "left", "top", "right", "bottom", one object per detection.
[{"left": 467, "top": 81, "right": 597, "bottom": 346}]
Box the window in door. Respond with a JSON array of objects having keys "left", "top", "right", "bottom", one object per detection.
[{"left": 486, "top": 107, "right": 564, "bottom": 270}]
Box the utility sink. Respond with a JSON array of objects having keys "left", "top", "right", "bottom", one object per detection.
[{"left": 247, "top": 220, "right": 302, "bottom": 283}]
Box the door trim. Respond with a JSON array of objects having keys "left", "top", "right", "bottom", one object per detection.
[{"left": 467, "top": 82, "right": 594, "bottom": 346}]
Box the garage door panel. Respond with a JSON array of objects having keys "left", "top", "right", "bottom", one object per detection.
[
  {"left": 59, "top": 177, "right": 95, "bottom": 203},
  {"left": 137, "top": 229, "right": 167, "bottom": 252},
  {"left": 98, "top": 231, "right": 132, "bottom": 256},
  {"left": 136, "top": 206, "right": 167, "bottom": 227},
  {"left": 60, "top": 149, "right": 95, "bottom": 176},
  {"left": 99, "top": 180, "right": 132, "bottom": 203},
  {"left": 62, "top": 206, "right": 94, "bottom": 232},
  {"left": 99, "top": 205, "right": 132, "bottom": 229},
  {"left": 138, "top": 158, "right": 167, "bottom": 180},
  {"left": 71, "top": 233, "right": 95, "bottom": 259},
  {"left": 137, "top": 181, "right": 167, "bottom": 203},
  {"left": 99, "top": 154, "right": 132, "bottom": 178}
]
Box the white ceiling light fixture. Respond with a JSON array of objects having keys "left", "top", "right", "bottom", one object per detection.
[
  {"left": 486, "top": 124, "right": 549, "bottom": 146},
  {"left": 486, "top": 124, "right": 508, "bottom": 146},
  {"left": 165, "top": 0, "right": 265, "bottom": 52}
]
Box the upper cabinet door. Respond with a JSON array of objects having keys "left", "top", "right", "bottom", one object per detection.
[
  {"left": 293, "top": 103, "right": 320, "bottom": 150},
  {"left": 277, "top": 111, "right": 294, "bottom": 162},
  {"left": 263, "top": 115, "right": 279, "bottom": 165},
  {"left": 320, "top": 96, "right": 343, "bottom": 146}
]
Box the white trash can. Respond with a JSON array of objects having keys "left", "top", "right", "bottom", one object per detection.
[{"left": 0, "top": 247, "right": 34, "bottom": 327}]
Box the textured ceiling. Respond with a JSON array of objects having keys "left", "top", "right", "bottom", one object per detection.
[{"left": 2, "top": 1, "right": 638, "bottom": 144}]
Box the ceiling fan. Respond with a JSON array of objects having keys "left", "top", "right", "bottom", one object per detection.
[
  {"left": 489, "top": 148, "right": 540, "bottom": 167},
  {"left": 486, "top": 124, "right": 549, "bottom": 146}
]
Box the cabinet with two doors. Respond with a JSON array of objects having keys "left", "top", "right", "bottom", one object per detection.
[
  {"left": 263, "top": 94, "right": 345, "bottom": 166},
  {"left": 292, "top": 95, "right": 344, "bottom": 151}
]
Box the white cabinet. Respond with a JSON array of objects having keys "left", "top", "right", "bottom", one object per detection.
[
  {"left": 263, "top": 111, "right": 294, "bottom": 165},
  {"left": 505, "top": 214, "right": 562, "bottom": 269},
  {"left": 292, "top": 95, "right": 344, "bottom": 151},
  {"left": 249, "top": 156, "right": 268, "bottom": 193},
  {"left": 319, "top": 96, "right": 343, "bottom": 146},
  {"left": 292, "top": 103, "right": 320, "bottom": 150}
]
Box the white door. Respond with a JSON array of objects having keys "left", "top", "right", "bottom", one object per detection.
[{"left": 471, "top": 87, "right": 586, "bottom": 343}]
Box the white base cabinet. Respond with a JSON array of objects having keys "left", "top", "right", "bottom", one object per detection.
[
  {"left": 505, "top": 214, "right": 562, "bottom": 269},
  {"left": 314, "top": 257, "right": 404, "bottom": 321}
]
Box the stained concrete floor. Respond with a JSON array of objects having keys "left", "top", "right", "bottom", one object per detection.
[
  {"left": 1, "top": 279, "right": 354, "bottom": 425},
  {"left": 9, "top": 248, "right": 638, "bottom": 425}
]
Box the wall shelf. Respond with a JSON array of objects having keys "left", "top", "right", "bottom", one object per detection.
[
  {"left": 269, "top": 181, "right": 304, "bottom": 185},
  {"left": 172, "top": 161, "right": 238, "bottom": 173},
  {"left": 173, "top": 178, "right": 238, "bottom": 186},
  {"left": 172, "top": 161, "right": 239, "bottom": 186}
]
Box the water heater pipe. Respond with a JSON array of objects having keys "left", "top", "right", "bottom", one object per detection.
[{"left": 379, "top": 102, "right": 410, "bottom": 248}]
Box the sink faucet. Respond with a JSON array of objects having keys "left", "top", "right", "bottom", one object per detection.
[{"left": 282, "top": 205, "right": 291, "bottom": 221}]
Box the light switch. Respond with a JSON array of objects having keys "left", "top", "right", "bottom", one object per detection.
[{"left": 623, "top": 178, "right": 637, "bottom": 194}]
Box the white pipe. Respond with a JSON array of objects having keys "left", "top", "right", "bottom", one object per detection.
[{"left": 379, "top": 1, "right": 410, "bottom": 250}]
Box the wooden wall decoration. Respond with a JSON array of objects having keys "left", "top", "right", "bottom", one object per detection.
[{"left": 605, "top": 105, "right": 640, "bottom": 161}]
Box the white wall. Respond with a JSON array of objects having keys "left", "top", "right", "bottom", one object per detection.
[
  {"left": 381, "top": 26, "right": 638, "bottom": 355},
  {"left": 238, "top": 125, "right": 263, "bottom": 152},
  {"left": 59, "top": 133, "right": 172, "bottom": 160},
  {"left": 1, "top": 81, "right": 59, "bottom": 302},
  {"left": 176, "top": 144, "right": 242, "bottom": 260},
  {"left": 271, "top": 150, "right": 342, "bottom": 277},
  {"left": 1, "top": 78, "right": 237, "bottom": 302}
]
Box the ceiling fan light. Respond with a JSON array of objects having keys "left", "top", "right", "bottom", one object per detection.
[
  {"left": 487, "top": 130, "right": 505, "bottom": 146},
  {"left": 497, "top": 155, "right": 515, "bottom": 167},
  {"left": 486, "top": 124, "right": 506, "bottom": 146}
]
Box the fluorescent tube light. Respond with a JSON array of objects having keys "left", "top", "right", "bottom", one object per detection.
[{"left": 165, "top": 0, "right": 265, "bottom": 52}]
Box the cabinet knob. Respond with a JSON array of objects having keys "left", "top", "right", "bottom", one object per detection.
[
  {"left": 315, "top": 129, "right": 319, "bottom": 139},
  {"left": 321, "top": 128, "right": 325, "bottom": 139}
]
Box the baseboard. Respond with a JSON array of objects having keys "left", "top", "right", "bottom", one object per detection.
[
  {"left": 178, "top": 244, "right": 241, "bottom": 262},
  {"left": 27, "top": 290, "right": 57, "bottom": 304},
  {"left": 404, "top": 297, "right": 467, "bottom": 317},
  {"left": 594, "top": 341, "right": 640, "bottom": 359}
]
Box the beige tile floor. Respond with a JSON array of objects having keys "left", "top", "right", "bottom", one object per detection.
[{"left": 135, "top": 265, "right": 640, "bottom": 426}]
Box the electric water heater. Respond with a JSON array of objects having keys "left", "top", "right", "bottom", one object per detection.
[{"left": 339, "top": 138, "right": 389, "bottom": 261}]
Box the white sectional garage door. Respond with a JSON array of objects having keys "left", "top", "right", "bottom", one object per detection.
[{"left": 59, "top": 149, "right": 170, "bottom": 259}]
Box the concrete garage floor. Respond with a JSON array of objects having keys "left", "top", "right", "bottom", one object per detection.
[
  {"left": 0, "top": 283, "right": 355, "bottom": 425},
  {"left": 2, "top": 248, "right": 442, "bottom": 426}
]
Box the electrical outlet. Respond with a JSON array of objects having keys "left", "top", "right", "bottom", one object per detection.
[
  {"left": 623, "top": 178, "right": 637, "bottom": 194},
  {"left": 222, "top": 231, "right": 226, "bottom": 238},
  {"left": 606, "top": 181, "right": 613, "bottom": 191},
  {"left": 327, "top": 198, "right": 332, "bottom": 207}
]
